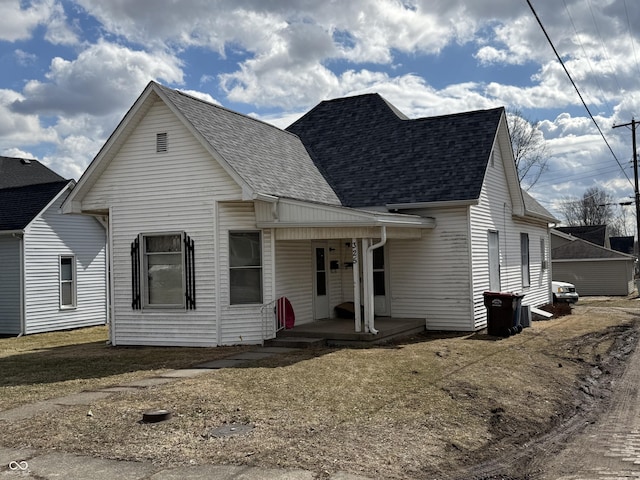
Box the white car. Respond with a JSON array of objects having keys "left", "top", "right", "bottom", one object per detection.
[{"left": 552, "top": 280, "right": 579, "bottom": 304}]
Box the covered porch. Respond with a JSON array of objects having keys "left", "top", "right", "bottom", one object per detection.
[
  {"left": 256, "top": 197, "right": 436, "bottom": 343},
  {"left": 267, "top": 316, "right": 427, "bottom": 348}
]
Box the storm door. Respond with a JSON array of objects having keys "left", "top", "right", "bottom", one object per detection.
[{"left": 312, "top": 243, "right": 330, "bottom": 319}]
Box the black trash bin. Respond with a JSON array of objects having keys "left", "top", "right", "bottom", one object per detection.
[{"left": 483, "top": 291, "right": 525, "bottom": 337}]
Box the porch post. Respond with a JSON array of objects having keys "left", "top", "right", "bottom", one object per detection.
[
  {"left": 352, "top": 238, "right": 361, "bottom": 332},
  {"left": 362, "top": 238, "right": 371, "bottom": 333}
]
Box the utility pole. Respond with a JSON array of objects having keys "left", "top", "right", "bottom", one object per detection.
[{"left": 613, "top": 119, "right": 640, "bottom": 258}]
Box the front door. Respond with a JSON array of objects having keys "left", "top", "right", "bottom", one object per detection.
[
  {"left": 373, "top": 246, "right": 389, "bottom": 316},
  {"left": 312, "top": 243, "right": 330, "bottom": 319}
]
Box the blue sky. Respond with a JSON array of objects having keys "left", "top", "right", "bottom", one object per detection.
[{"left": 1, "top": 0, "right": 639, "bottom": 227}]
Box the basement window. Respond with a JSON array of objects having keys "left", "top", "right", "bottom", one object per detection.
[{"left": 156, "top": 132, "right": 168, "bottom": 153}]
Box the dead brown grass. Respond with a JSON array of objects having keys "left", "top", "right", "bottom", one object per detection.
[
  {"left": 1, "top": 304, "right": 639, "bottom": 479},
  {"left": 0, "top": 326, "right": 252, "bottom": 411}
]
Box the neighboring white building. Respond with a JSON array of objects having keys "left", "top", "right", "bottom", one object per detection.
[
  {"left": 0, "top": 157, "right": 107, "bottom": 336},
  {"left": 62, "top": 82, "right": 556, "bottom": 347},
  {"left": 551, "top": 229, "right": 636, "bottom": 296}
]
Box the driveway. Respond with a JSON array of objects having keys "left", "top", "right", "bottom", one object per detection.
[{"left": 537, "top": 307, "right": 640, "bottom": 479}]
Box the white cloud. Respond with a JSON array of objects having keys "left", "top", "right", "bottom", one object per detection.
[
  {"left": 14, "top": 49, "right": 38, "bottom": 67},
  {"left": 44, "top": 2, "right": 80, "bottom": 45},
  {"left": 0, "top": 0, "right": 54, "bottom": 42},
  {"left": 10, "top": 40, "right": 184, "bottom": 116},
  {"left": 178, "top": 89, "right": 220, "bottom": 105},
  {"left": 0, "top": 89, "right": 58, "bottom": 146}
]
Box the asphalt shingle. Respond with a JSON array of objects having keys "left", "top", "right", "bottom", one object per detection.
[
  {"left": 0, "top": 156, "right": 65, "bottom": 189},
  {"left": 286, "top": 93, "right": 504, "bottom": 208},
  {"left": 0, "top": 181, "right": 69, "bottom": 230},
  {"left": 155, "top": 84, "right": 341, "bottom": 206}
]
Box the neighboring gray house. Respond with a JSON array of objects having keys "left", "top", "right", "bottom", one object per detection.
[
  {"left": 62, "top": 82, "right": 556, "bottom": 347},
  {"left": 551, "top": 229, "right": 635, "bottom": 296},
  {"left": 0, "top": 157, "right": 107, "bottom": 335}
]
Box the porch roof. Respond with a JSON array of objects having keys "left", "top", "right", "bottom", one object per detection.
[{"left": 255, "top": 197, "right": 435, "bottom": 240}]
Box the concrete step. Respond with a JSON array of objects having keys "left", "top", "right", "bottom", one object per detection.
[{"left": 264, "top": 337, "right": 326, "bottom": 348}]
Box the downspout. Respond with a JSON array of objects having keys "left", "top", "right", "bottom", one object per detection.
[
  {"left": 365, "top": 226, "right": 387, "bottom": 335},
  {"left": 17, "top": 233, "right": 25, "bottom": 337},
  {"left": 107, "top": 210, "right": 114, "bottom": 346}
]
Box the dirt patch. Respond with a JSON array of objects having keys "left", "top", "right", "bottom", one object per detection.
[{"left": 0, "top": 303, "right": 639, "bottom": 479}]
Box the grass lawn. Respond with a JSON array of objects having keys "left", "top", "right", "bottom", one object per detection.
[
  {"left": 0, "top": 326, "right": 251, "bottom": 411},
  {"left": 1, "top": 299, "right": 639, "bottom": 479}
]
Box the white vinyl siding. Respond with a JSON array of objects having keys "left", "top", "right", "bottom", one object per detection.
[
  {"left": 219, "top": 202, "right": 272, "bottom": 345},
  {"left": 23, "top": 192, "right": 106, "bottom": 334},
  {"left": 553, "top": 259, "right": 635, "bottom": 296},
  {"left": 88, "top": 100, "right": 241, "bottom": 346},
  {"left": 389, "top": 207, "right": 473, "bottom": 331},
  {"left": 470, "top": 142, "right": 551, "bottom": 329},
  {"left": 0, "top": 236, "right": 22, "bottom": 335},
  {"left": 275, "top": 241, "right": 314, "bottom": 325}
]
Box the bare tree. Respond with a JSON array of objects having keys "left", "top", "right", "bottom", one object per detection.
[
  {"left": 507, "top": 109, "right": 549, "bottom": 190},
  {"left": 558, "top": 186, "right": 615, "bottom": 227}
]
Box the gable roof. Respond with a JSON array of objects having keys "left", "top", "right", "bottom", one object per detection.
[
  {"left": 522, "top": 190, "right": 556, "bottom": 222},
  {"left": 66, "top": 82, "right": 340, "bottom": 211},
  {"left": 0, "top": 156, "right": 65, "bottom": 188},
  {"left": 552, "top": 235, "right": 634, "bottom": 261},
  {"left": 0, "top": 157, "right": 70, "bottom": 232},
  {"left": 555, "top": 225, "right": 607, "bottom": 246},
  {"left": 0, "top": 181, "right": 70, "bottom": 231},
  {"left": 154, "top": 84, "right": 341, "bottom": 205},
  {"left": 286, "top": 93, "right": 504, "bottom": 208}
]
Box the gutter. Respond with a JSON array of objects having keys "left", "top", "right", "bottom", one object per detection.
[{"left": 365, "top": 226, "right": 387, "bottom": 335}]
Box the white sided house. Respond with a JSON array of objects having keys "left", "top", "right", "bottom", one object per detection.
[
  {"left": 0, "top": 157, "right": 107, "bottom": 336},
  {"left": 63, "top": 82, "right": 556, "bottom": 347}
]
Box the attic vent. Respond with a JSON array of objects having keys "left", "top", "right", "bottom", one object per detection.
[
  {"left": 20, "top": 159, "right": 31, "bottom": 165},
  {"left": 156, "top": 133, "right": 168, "bottom": 153}
]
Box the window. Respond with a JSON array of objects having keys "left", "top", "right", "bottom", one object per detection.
[
  {"left": 521, "top": 233, "right": 530, "bottom": 288},
  {"left": 60, "top": 255, "right": 76, "bottom": 308},
  {"left": 131, "top": 232, "right": 196, "bottom": 310},
  {"left": 156, "top": 132, "right": 168, "bottom": 153},
  {"left": 229, "top": 231, "right": 262, "bottom": 304},
  {"left": 373, "top": 247, "right": 385, "bottom": 295},
  {"left": 540, "top": 237, "right": 547, "bottom": 270}
]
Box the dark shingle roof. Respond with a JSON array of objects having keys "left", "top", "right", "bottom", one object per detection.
[
  {"left": 0, "top": 156, "right": 65, "bottom": 188},
  {"left": 610, "top": 236, "right": 635, "bottom": 255},
  {"left": 155, "top": 84, "right": 340, "bottom": 205},
  {"left": 0, "top": 181, "right": 69, "bottom": 230},
  {"left": 286, "top": 93, "right": 504, "bottom": 208},
  {"left": 552, "top": 236, "right": 633, "bottom": 260},
  {"left": 556, "top": 225, "right": 607, "bottom": 246}
]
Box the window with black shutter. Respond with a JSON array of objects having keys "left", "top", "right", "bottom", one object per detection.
[{"left": 131, "top": 232, "right": 195, "bottom": 310}]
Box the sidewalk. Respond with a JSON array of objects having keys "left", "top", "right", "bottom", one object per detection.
[{"left": 0, "top": 347, "right": 372, "bottom": 480}]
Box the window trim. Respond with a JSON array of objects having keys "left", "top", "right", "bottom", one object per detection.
[
  {"left": 229, "top": 230, "right": 263, "bottom": 306},
  {"left": 59, "top": 255, "right": 77, "bottom": 309},
  {"left": 141, "top": 231, "right": 186, "bottom": 309},
  {"left": 521, "top": 233, "right": 530, "bottom": 288}
]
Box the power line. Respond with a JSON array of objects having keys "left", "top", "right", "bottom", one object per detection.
[{"left": 525, "top": 0, "right": 633, "bottom": 188}]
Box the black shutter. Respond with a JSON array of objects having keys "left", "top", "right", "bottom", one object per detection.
[
  {"left": 184, "top": 234, "right": 196, "bottom": 309},
  {"left": 131, "top": 237, "right": 141, "bottom": 310}
]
